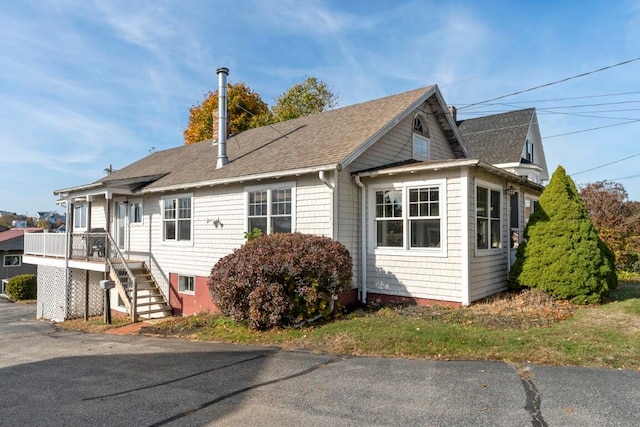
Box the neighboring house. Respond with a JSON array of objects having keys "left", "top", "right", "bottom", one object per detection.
[
  {"left": 24, "top": 70, "right": 547, "bottom": 321},
  {"left": 37, "top": 211, "right": 66, "bottom": 230},
  {"left": 457, "top": 108, "right": 548, "bottom": 184},
  {"left": 0, "top": 227, "right": 40, "bottom": 295}
]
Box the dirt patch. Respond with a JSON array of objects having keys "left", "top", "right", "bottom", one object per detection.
[{"left": 361, "top": 289, "right": 577, "bottom": 329}]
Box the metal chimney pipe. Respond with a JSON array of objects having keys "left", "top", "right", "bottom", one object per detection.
[{"left": 216, "top": 67, "right": 229, "bottom": 169}]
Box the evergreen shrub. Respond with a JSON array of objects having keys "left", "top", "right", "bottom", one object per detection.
[
  {"left": 509, "top": 166, "right": 616, "bottom": 304},
  {"left": 6, "top": 274, "right": 37, "bottom": 301},
  {"left": 208, "top": 233, "right": 352, "bottom": 330}
]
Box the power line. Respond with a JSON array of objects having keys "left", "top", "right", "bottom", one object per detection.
[
  {"left": 458, "top": 56, "right": 640, "bottom": 110},
  {"left": 571, "top": 151, "right": 640, "bottom": 176},
  {"left": 456, "top": 90, "right": 640, "bottom": 106},
  {"left": 544, "top": 119, "right": 640, "bottom": 139}
]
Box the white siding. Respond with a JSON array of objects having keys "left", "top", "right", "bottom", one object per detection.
[
  {"left": 336, "top": 169, "right": 361, "bottom": 289},
  {"left": 123, "top": 175, "right": 332, "bottom": 298},
  {"left": 468, "top": 170, "right": 510, "bottom": 301},
  {"left": 363, "top": 169, "right": 463, "bottom": 302},
  {"left": 350, "top": 103, "right": 455, "bottom": 171}
]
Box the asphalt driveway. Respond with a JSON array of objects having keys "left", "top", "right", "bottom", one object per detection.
[{"left": 1, "top": 297, "right": 639, "bottom": 426}]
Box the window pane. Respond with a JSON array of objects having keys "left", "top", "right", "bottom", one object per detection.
[
  {"left": 490, "top": 220, "right": 501, "bottom": 248},
  {"left": 271, "top": 188, "right": 291, "bottom": 215},
  {"left": 376, "top": 220, "right": 403, "bottom": 247},
  {"left": 477, "top": 218, "right": 488, "bottom": 249},
  {"left": 376, "top": 190, "right": 402, "bottom": 218},
  {"left": 178, "top": 219, "right": 191, "bottom": 241},
  {"left": 249, "top": 191, "right": 267, "bottom": 216},
  {"left": 510, "top": 193, "right": 519, "bottom": 229},
  {"left": 178, "top": 197, "right": 191, "bottom": 219},
  {"left": 430, "top": 202, "right": 439, "bottom": 217},
  {"left": 164, "top": 199, "right": 176, "bottom": 219},
  {"left": 490, "top": 190, "right": 501, "bottom": 219},
  {"left": 249, "top": 217, "right": 268, "bottom": 234},
  {"left": 164, "top": 221, "right": 175, "bottom": 240},
  {"left": 271, "top": 216, "right": 291, "bottom": 233},
  {"left": 477, "top": 187, "right": 488, "bottom": 217},
  {"left": 411, "top": 219, "right": 440, "bottom": 248}
]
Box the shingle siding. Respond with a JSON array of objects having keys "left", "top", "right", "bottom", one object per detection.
[{"left": 351, "top": 103, "right": 455, "bottom": 171}]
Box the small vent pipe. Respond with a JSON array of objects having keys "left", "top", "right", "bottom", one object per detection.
[{"left": 216, "top": 67, "right": 229, "bottom": 169}]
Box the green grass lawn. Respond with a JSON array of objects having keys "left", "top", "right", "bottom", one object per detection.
[{"left": 134, "top": 282, "right": 640, "bottom": 370}]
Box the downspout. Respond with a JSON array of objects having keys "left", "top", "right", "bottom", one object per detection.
[
  {"left": 319, "top": 170, "right": 335, "bottom": 239},
  {"left": 354, "top": 175, "right": 367, "bottom": 303}
]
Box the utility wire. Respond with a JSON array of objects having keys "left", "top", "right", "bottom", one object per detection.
[
  {"left": 458, "top": 56, "right": 640, "bottom": 110},
  {"left": 572, "top": 151, "right": 640, "bottom": 176},
  {"left": 457, "top": 90, "right": 640, "bottom": 106},
  {"left": 544, "top": 119, "right": 640, "bottom": 139}
]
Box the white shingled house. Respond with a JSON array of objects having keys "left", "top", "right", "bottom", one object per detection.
[{"left": 24, "top": 68, "right": 548, "bottom": 321}]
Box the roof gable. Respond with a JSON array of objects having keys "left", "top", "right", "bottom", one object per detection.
[{"left": 457, "top": 108, "right": 535, "bottom": 164}]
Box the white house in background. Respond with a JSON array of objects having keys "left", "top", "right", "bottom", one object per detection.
[{"left": 24, "top": 68, "right": 548, "bottom": 322}]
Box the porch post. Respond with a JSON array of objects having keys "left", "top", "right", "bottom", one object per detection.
[{"left": 84, "top": 270, "right": 89, "bottom": 321}]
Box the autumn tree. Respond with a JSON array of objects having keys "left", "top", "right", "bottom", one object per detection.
[
  {"left": 36, "top": 219, "right": 52, "bottom": 230},
  {"left": 579, "top": 181, "right": 640, "bottom": 270},
  {"left": 509, "top": 166, "right": 616, "bottom": 304},
  {"left": 183, "top": 77, "right": 337, "bottom": 144},
  {"left": 183, "top": 82, "right": 269, "bottom": 144},
  {"left": 272, "top": 77, "right": 338, "bottom": 122}
]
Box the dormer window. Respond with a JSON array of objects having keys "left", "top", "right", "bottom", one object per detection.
[
  {"left": 525, "top": 139, "right": 534, "bottom": 163},
  {"left": 412, "top": 114, "right": 430, "bottom": 160}
]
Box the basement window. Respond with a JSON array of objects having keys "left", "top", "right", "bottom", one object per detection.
[{"left": 178, "top": 275, "right": 195, "bottom": 294}]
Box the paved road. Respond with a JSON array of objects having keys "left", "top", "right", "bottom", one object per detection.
[{"left": 1, "top": 297, "right": 639, "bottom": 426}]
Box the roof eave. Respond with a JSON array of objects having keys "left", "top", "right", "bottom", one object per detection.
[{"left": 141, "top": 164, "right": 341, "bottom": 194}]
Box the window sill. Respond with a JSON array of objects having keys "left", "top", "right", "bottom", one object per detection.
[{"left": 474, "top": 248, "right": 505, "bottom": 257}]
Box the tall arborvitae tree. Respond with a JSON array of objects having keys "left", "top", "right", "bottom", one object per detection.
[{"left": 509, "top": 166, "right": 616, "bottom": 304}]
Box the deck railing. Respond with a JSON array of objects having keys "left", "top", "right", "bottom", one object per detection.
[{"left": 24, "top": 231, "right": 108, "bottom": 261}]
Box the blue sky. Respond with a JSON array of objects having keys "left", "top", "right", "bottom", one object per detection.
[{"left": 1, "top": 0, "right": 640, "bottom": 216}]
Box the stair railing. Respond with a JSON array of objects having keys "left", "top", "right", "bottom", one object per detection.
[{"left": 106, "top": 233, "right": 138, "bottom": 322}]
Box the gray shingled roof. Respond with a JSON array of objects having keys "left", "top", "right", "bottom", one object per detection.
[
  {"left": 72, "top": 86, "right": 442, "bottom": 193},
  {"left": 457, "top": 108, "right": 534, "bottom": 165}
]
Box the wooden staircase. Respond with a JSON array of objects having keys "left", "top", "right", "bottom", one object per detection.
[{"left": 112, "top": 261, "right": 172, "bottom": 320}]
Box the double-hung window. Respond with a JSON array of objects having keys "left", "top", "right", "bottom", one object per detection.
[
  {"left": 247, "top": 184, "right": 294, "bottom": 234},
  {"left": 477, "top": 185, "right": 501, "bottom": 250},
  {"left": 163, "top": 195, "right": 192, "bottom": 241},
  {"left": 74, "top": 203, "right": 87, "bottom": 229},
  {"left": 373, "top": 181, "right": 444, "bottom": 253}
]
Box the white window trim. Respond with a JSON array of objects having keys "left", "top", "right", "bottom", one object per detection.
[
  {"left": 73, "top": 203, "right": 88, "bottom": 231},
  {"left": 475, "top": 180, "right": 504, "bottom": 256},
  {"left": 129, "top": 199, "right": 144, "bottom": 226},
  {"left": 178, "top": 274, "right": 195, "bottom": 295},
  {"left": 160, "top": 193, "right": 194, "bottom": 246},
  {"left": 368, "top": 179, "right": 447, "bottom": 257},
  {"left": 244, "top": 181, "right": 297, "bottom": 234},
  {"left": 4, "top": 255, "right": 22, "bottom": 267}
]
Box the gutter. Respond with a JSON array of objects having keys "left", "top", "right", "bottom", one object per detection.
[
  {"left": 142, "top": 164, "right": 341, "bottom": 194},
  {"left": 354, "top": 175, "right": 367, "bottom": 303}
]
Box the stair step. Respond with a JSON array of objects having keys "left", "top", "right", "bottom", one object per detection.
[
  {"left": 137, "top": 307, "right": 172, "bottom": 315},
  {"left": 136, "top": 301, "right": 167, "bottom": 307}
]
